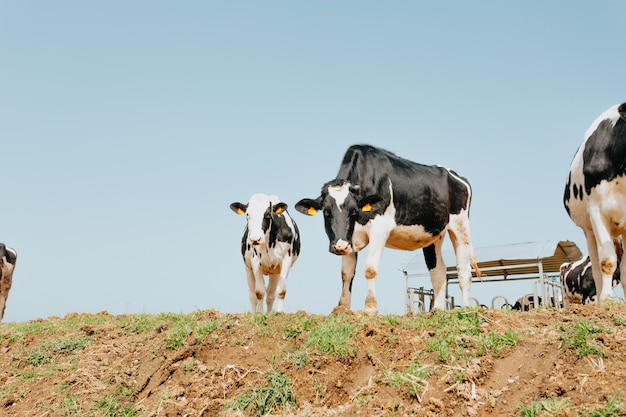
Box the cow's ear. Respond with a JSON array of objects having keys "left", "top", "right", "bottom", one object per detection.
[
  {"left": 230, "top": 202, "right": 247, "bottom": 215},
  {"left": 295, "top": 198, "right": 320, "bottom": 216},
  {"left": 359, "top": 195, "right": 385, "bottom": 213},
  {"left": 274, "top": 202, "right": 288, "bottom": 214}
]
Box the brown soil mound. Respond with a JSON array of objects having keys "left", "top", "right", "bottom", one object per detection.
[{"left": 1, "top": 303, "right": 625, "bottom": 416}]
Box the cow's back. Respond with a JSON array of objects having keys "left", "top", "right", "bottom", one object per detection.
[{"left": 336, "top": 144, "right": 470, "bottom": 229}]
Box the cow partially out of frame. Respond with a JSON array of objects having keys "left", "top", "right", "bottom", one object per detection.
[
  {"left": 0, "top": 243, "right": 17, "bottom": 322},
  {"left": 564, "top": 103, "right": 626, "bottom": 304},
  {"left": 231, "top": 194, "right": 301, "bottom": 313},
  {"left": 296, "top": 144, "right": 479, "bottom": 315}
]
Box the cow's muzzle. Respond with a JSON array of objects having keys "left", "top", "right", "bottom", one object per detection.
[
  {"left": 249, "top": 236, "right": 264, "bottom": 246},
  {"left": 330, "top": 239, "right": 352, "bottom": 255}
]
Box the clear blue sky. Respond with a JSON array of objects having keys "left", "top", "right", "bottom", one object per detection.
[{"left": 2, "top": 2, "right": 624, "bottom": 322}]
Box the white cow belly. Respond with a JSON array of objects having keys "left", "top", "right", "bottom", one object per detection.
[
  {"left": 352, "top": 222, "right": 438, "bottom": 252},
  {"left": 386, "top": 225, "right": 438, "bottom": 250},
  {"left": 572, "top": 178, "right": 626, "bottom": 235},
  {"left": 246, "top": 242, "right": 295, "bottom": 275},
  {"left": 594, "top": 180, "right": 626, "bottom": 235}
]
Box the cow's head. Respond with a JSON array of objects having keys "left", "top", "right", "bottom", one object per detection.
[
  {"left": 231, "top": 194, "right": 287, "bottom": 246},
  {"left": 295, "top": 179, "right": 385, "bottom": 255}
]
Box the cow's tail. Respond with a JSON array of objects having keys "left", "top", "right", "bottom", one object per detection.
[{"left": 471, "top": 250, "right": 482, "bottom": 281}]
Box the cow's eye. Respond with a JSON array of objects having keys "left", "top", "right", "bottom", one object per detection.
[{"left": 323, "top": 209, "right": 330, "bottom": 217}]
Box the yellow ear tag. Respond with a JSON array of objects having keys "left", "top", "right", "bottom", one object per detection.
[
  {"left": 275, "top": 207, "right": 283, "bottom": 214},
  {"left": 362, "top": 203, "right": 372, "bottom": 212},
  {"left": 307, "top": 207, "right": 317, "bottom": 216},
  {"left": 237, "top": 208, "right": 245, "bottom": 215}
]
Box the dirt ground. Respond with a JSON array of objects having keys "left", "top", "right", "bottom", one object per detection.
[{"left": 1, "top": 302, "right": 626, "bottom": 416}]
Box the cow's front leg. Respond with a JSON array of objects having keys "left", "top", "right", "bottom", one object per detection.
[
  {"left": 266, "top": 274, "right": 279, "bottom": 313},
  {"left": 245, "top": 267, "right": 262, "bottom": 313},
  {"left": 361, "top": 219, "right": 395, "bottom": 315},
  {"left": 274, "top": 257, "right": 295, "bottom": 313},
  {"left": 363, "top": 233, "right": 390, "bottom": 315},
  {"left": 337, "top": 252, "right": 357, "bottom": 311}
]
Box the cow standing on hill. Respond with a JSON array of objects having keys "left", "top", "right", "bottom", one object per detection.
[
  {"left": 0, "top": 243, "right": 17, "bottom": 322},
  {"left": 564, "top": 103, "right": 626, "bottom": 304},
  {"left": 230, "top": 194, "right": 301, "bottom": 313},
  {"left": 295, "top": 144, "right": 479, "bottom": 314}
]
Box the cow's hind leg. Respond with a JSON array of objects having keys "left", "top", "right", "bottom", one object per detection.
[
  {"left": 588, "top": 212, "right": 618, "bottom": 302},
  {"left": 584, "top": 232, "right": 602, "bottom": 304},
  {"left": 426, "top": 238, "right": 448, "bottom": 310},
  {"left": 0, "top": 278, "right": 8, "bottom": 321},
  {"left": 447, "top": 212, "right": 477, "bottom": 307}
]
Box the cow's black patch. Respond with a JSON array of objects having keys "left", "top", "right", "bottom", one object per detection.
[
  {"left": 423, "top": 244, "right": 437, "bottom": 271},
  {"left": 332, "top": 144, "right": 471, "bottom": 237},
  {"left": 562, "top": 255, "right": 621, "bottom": 305},
  {"left": 582, "top": 107, "right": 626, "bottom": 194}
]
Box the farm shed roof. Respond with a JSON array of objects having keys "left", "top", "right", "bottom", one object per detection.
[{"left": 400, "top": 240, "right": 583, "bottom": 283}]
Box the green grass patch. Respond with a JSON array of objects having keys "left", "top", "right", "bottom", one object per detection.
[
  {"left": 159, "top": 312, "right": 224, "bottom": 349},
  {"left": 302, "top": 314, "right": 359, "bottom": 358},
  {"left": 586, "top": 392, "right": 624, "bottom": 417},
  {"left": 280, "top": 315, "right": 316, "bottom": 340},
  {"left": 384, "top": 362, "right": 431, "bottom": 400},
  {"left": 24, "top": 337, "right": 89, "bottom": 367},
  {"left": 517, "top": 393, "right": 624, "bottom": 417},
  {"left": 226, "top": 371, "right": 296, "bottom": 416},
  {"left": 559, "top": 319, "right": 606, "bottom": 358},
  {"left": 94, "top": 393, "right": 137, "bottom": 417},
  {"left": 476, "top": 329, "right": 521, "bottom": 356}
]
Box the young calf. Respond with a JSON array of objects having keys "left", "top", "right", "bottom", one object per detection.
[
  {"left": 230, "top": 194, "right": 301, "bottom": 313},
  {"left": 0, "top": 243, "right": 17, "bottom": 322}
]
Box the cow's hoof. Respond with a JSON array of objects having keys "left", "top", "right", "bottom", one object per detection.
[
  {"left": 331, "top": 305, "right": 351, "bottom": 315},
  {"left": 364, "top": 306, "right": 378, "bottom": 316},
  {"left": 599, "top": 293, "right": 614, "bottom": 303}
]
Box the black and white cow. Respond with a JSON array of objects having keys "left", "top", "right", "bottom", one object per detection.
[
  {"left": 564, "top": 103, "right": 626, "bottom": 304},
  {"left": 230, "top": 194, "right": 301, "bottom": 313},
  {"left": 560, "top": 254, "right": 621, "bottom": 305},
  {"left": 511, "top": 294, "right": 563, "bottom": 311},
  {"left": 295, "top": 144, "right": 479, "bottom": 314},
  {"left": 0, "top": 243, "right": 17, "bottom": 322},
  {"left": 512, "top": 294, "right": 541, "bottom": 311}
]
